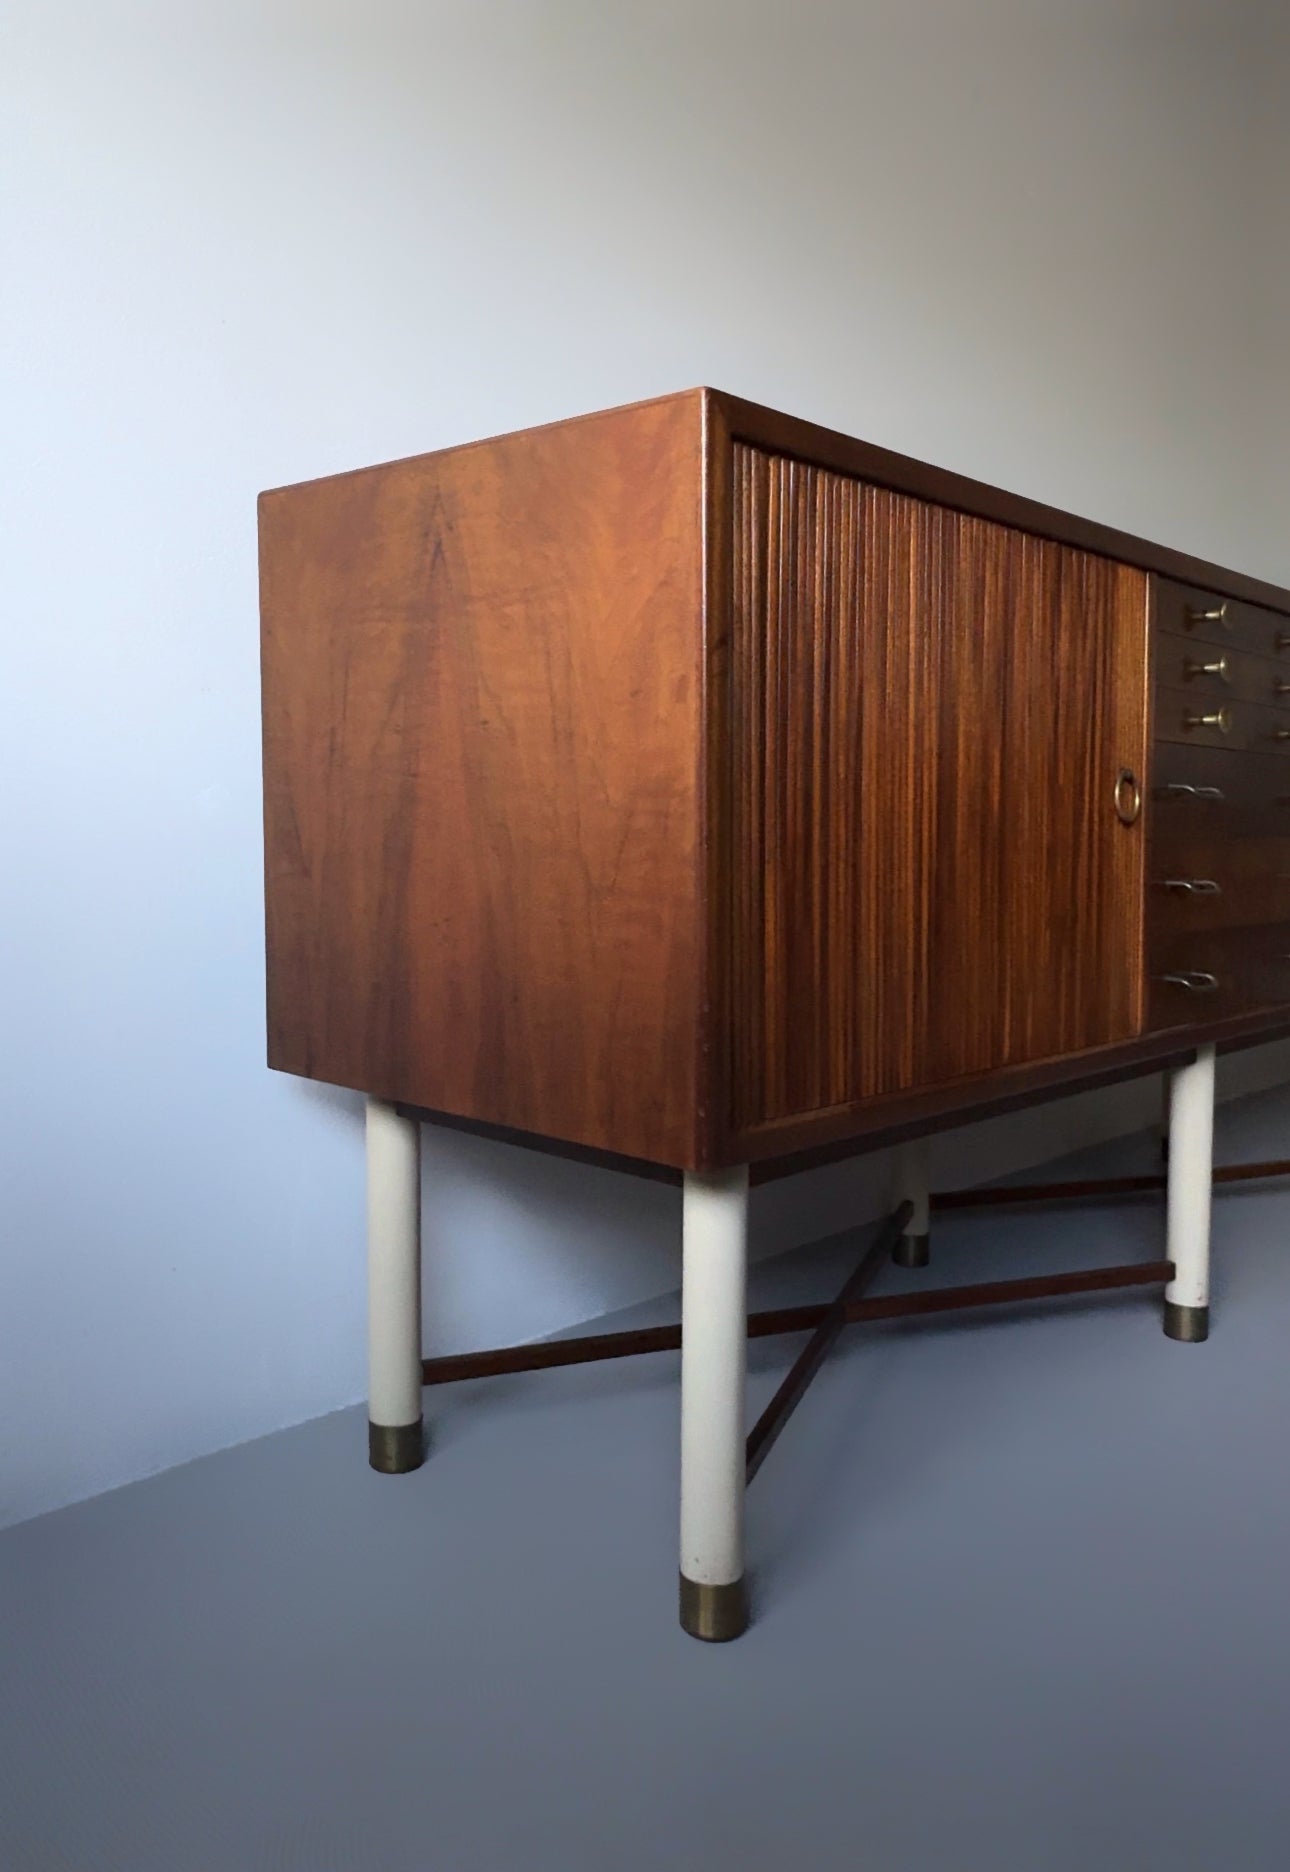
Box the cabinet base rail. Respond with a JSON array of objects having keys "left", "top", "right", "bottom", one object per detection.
[
  {"left": 419, "top": 1245, "right": 1175, "bottom": 1454},
  {"left": 931, "top": 1156, "right": 1290, "bottom": 1213}
]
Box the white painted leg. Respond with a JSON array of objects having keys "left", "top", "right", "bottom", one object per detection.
[
  {"left": 892, "top": 1136, "right": 931, "bottom": 1268},
  {"left": 1159, "top": 1071, "right": 1171, "bottom": 1164},
  {"left": 366, "top": 1098, "right": 425, "bottom": 1470},
  {"left": 1164, "top": 1044, "right": 1215, "bottom": 1344},
  {"left": 679, "top": 1165, "right": 750, "bottom": 1642}
]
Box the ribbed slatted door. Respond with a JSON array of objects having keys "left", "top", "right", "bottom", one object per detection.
[{"left": 730, "top": 443, "right": 1149, "bottom": 1137}]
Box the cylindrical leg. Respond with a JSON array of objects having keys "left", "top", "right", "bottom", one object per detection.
[
  {"left": 679, "top": 1166, "right": 750, "bottom": 1642},
  {"left": 367, "top": 1098, "right": 425, "bottom": 1471},
  {"left": 892, "top": 1137, "right": 931, "bottom": 1269},
  {"left": 1164, "top": 1045, "right": 1215, "bottom": 1343},
  {"left": 1159, "top": 1071, "right": 1171, "bottom": 1164}
]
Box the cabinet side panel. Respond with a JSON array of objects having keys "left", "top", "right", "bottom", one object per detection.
[{"left": 260, "top": 396, "right": 704, "bottom": 1165}]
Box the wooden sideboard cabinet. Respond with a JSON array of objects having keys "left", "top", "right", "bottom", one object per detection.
[{"left": 260, "top": 390, "right": 1290, "bottom": 1641}]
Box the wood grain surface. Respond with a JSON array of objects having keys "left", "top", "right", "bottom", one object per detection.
[
  {"left": 1149, "top": 835, "right": 1290, "bottom": 933},
  {"left": 1150, "top": 743, "right": 1290, "bottom": 826},
  {"left": 728, "top": 443, "right": 1150, "bottom": 1140},
  {"left": 1153, "top": 640, "right": 1290, "bottom": 709},
  {"left": 1153, "top": 576, "right": 1290, "bottom": 658},
  {"left": 260, "top": 390, "right": 1290, "bottom": 1173},
  {"left": 714, "top": 393, "right": 1290, "bottom": 615},
  {"left": 1148, "top": 920, "right": 1290, "bottom": 1028},
  {"left": 1145, "top": 577, "right": 1290, "bottom": 1036},
  {"left": 1155, "top": 686, "right": 1290, "bottom": 752},
  {"left": 260, "top": 391, "right": 707, "bottom": 1165}
]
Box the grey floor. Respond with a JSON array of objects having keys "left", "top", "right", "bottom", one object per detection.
[{"left": 5, "top": 1090, "right": 1290, "bottom": 1872}]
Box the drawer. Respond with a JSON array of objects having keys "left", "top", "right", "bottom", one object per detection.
[
  {"left": 1148, "top": 920, "right": 1290, "bottom": 1029},
  {"left": 1148, "top": 835, "right": 1290, "bottom": 933},
  {"left": 1150, "top": 745, "right": 1290, "bottom": 836},
  {"left": 1155, "top": 685, "right": 1290, "bottom": 752},
  {"left": 1151, "top": 743, "right": 1290, "bottom": 815},
  {"left": 1154, "top": 638, "right": 1290, "bottom": 709},
  {"left": 1156, "top": 576, "right": 1290, "bottom": 661}
]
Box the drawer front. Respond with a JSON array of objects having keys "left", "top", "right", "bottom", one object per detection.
[
  {"left": 1148, "top": 584, "right": 1290, "bottom": 1033},
  {"left": 1154, "top": 638, "right": 1290, "bottom": 710},
  {"left": 1151, "top": 743, "right": 1290, "bottom": 821},
  {"left": 1156, "top": 576, "right": 1290, "bottom": 661},
  {"left": 1149, "top": 834, "right": 1290, "bottom": 933},
  {"left": 1155, "top": 685, "right": 1290, "bottom": 752},
  {"left": 1149, "top": 920, "right": 1290, "bottom": 1028}
]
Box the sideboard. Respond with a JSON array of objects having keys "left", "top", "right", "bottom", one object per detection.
[{"left": 259, "top": 389, "right": 1290, "bottom": 1641}]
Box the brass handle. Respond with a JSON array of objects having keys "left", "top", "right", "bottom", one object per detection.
[
  {"left": 1183, "top": 655, "right": 1229, "bottom": 683},
  {"left": 1183, "top": 707, "right": 1231, "bottom": 733},
  {"left": 1113, "top": 768, "right": 1142, "bottom": 826},
  {"left": 1160, "top": 781, "right": 1226, "bottom": 801},
  {"left": 1278, "top": 632, "right": 1290, "bottom": 653},
  {"left": 1159, "top": 971, "right": 1220, "bottom": 992},
  {"left": 1275, "top": 729, "right": 1290, "bottom": 744},
  {"left": 1163, "top": 878, "right": 1222, "bottom": 895},
  {"left": 1184, "top": 602, "right": 1229, "bottom": 630},
  {"left": 1276, "top": 679, "right": 1290, "bottom": 696}
]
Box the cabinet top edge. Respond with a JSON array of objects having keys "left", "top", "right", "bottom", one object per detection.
[
  {"left": 256, "top": 387, "right": 710, "bottom": 506},
  {"left": 257, "top": 384, "right": 1290, "bottom": 615},
  {"left": 709, "top": 390, "right": 1290, "bottom": 616}
]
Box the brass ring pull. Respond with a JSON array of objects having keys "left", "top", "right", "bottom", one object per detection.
[{"left": 1114, "top": 768, "right": 1142, "bottom": 826}]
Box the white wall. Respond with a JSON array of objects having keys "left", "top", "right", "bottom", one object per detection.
[
  {"left": 1253, "top": 4, "right": 1290, "bottom": 578},
  {"left": 2, "top": 0, "right": 1286, "bottom": 1530}
]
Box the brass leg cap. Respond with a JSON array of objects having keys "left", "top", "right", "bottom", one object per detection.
[
  {"left": 680, "top": 1575, "right": 748, "bottom": 1643},
  {"left": 368, "top": 1419, "right": 426, "bottom": 1473},
  {"left": 1163, "top": 1302, "right": 1209, "bottom": 1344},
  {"left": 892, "top": 1232, "right": 930, "bottom": 1270}
]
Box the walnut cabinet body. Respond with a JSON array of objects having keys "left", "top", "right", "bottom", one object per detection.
[
  {"left": 261, "top": 390, "right": 1290, "bottom": 1641},
  {"left": 260, "top": 389, "right": 1290, "bottom": 1177}
]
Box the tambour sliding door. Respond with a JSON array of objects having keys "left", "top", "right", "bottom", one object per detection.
[{"left": 728, "top": 441, "right": 1150, "bottom": 1140}]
